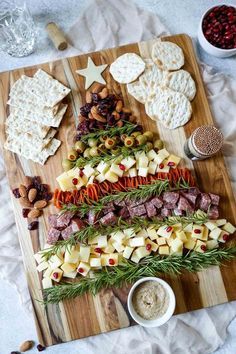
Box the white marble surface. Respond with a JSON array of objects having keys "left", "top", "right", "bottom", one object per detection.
[{"left": 1, "top": 0, "right": 236, "bottom": 353}]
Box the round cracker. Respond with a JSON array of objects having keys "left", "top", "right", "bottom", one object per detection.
[
  {"left": 127, "top": 80, "right": 146, "bottom": 104},
  {"left": 110, "top": 53, "right": 145, "bottom": 84},
  {"left": 164, "top": 69, "right": 196, "bottom": 100},
  {"left": 152, "top": 40, "right": 184, "bottom": 71},
  {"left": 145, "top": 87, "right": 192, "bottom": 129}
]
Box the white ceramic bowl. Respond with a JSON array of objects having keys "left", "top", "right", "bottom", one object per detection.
[
  {"left": 198, "top": 4, "right": 236, "bottom": 58},
  {"left": 127, "top": 277, "right": 176, "bottom": 327}
]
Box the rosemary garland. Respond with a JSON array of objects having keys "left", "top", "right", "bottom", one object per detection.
[
  {"left": 43, "top": 246, "right": 236, "bottom": 305},
  {"left": 40, "top": 212, "right": 208, "bottom": 261},
  {"left": 80, "top": 121, "right": 138, "bottom": 143}
]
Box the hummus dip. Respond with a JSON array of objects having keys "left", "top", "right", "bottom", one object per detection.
[{"left": 132, "top": 281, "right": 169, "bottom": 320}]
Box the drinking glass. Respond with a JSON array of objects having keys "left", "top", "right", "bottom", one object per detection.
[{"left": 0, "top": 1, "right": 36, "bottom": 57}]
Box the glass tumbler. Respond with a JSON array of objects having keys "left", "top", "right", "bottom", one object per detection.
[{"left": 0, "top": 1, "right": 36, "bottom": 57}]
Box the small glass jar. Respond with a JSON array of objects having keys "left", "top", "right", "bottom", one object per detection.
[{"left": 184, "top": 125, "right": 223, "bottom": 161}]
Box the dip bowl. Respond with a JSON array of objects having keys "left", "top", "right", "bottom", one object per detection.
[{"left": 127, "top": 277, "right": 176, "bottom": 327}]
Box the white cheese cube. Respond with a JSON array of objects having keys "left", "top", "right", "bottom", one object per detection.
[
  {"left": 112, "top": 241, "right": 125, "bottom": 253},
  {"left": 43, "top": 266, "right": 52, "bottom": 278},
  {"left": 218, "top": 231, "right": 230, "bottom": 243},
  {"left": 123, "top": 246, "right": 134, "bottom": 259},
  {"left": 97, "top": 235, "right": 108, "bottom": 248},
  {"left": 147, "top": 149, "right": 158, "bottom": 161},
  {"left": 222, "top": 222, "right": 236, "bottom": 234},
  {"left": 129, "top": 167, "right": 137, "bottom": 177},
  {"left": 195, "top": 240, "right": 206, "bottom": 253},
  {"left": 206, "top": 240, "right": 219, "bottom": 250},
  {"left": 37, "top": 261, "right": 49, "bottom": 272},
  {"left": 63, "top": 271, "right": 77, "bottom": 279},
  {"left": 209, "top": 227, "right": 222, "bottom": 240},
  {"left": 138, "top": 167, "right": 148, "bottom": 177},
  {"left": 183, "top": 223, "right": 193, "bottom": 233},
  {"left": 148, "top": 161, "right": 158, "bottom": 175},
  {"left": 97, "top": 161, "right": 109, "bottom": 174},
  {"left": 111, "top": 231, "right": 126, "bottom": 243},
  {"left": 215, "top": 219, "right": 227, "bottom": 227},
  {"left": 156, "top": 162, "right": 170, "bottom": 173},
  {"left": 156, "top": 237, "right": 167, "bottom": 246},
  {"left": 83, "top": 164, "right": 95, "bottom": 178},
  {"left": 202, "top": 227, "right": 209, "bottom": 241},
  {"left": 88, "top": 236, "right": 99, "bottom": 245},
  {"left": 95, "top": 173, "right": 106, "bottom": 183},
  {"left": 90, "top": 257, "right": 102, "bottom": 267},
  {"left": 77, "top": 262, "right": 90, "bottom": 276},
  {"left": 121, "top": 156, "right": 136, "bottom": 171},
  {"left": 48, "top": 255, "right": 63, "bottom": 270},
  {"left": 154, "top": 149, "right": 170, "bottom": 164},
  {"left": 128, "top": 237, "right": 145, "bottom": 247},
  {"left": 80, "top": 246, "right": 91, "bottom": 263},
  {"left": 101, "top": 253, "right": 118, "bottom": 266},
  {"left": 42, "top": 277, "right": 53, "bottom": 289},
  {"left": 136, "top": 229, "right": 148, "bottom": 238},
  {"left": 158, "top": 245, "right": 170, "bottom": 255},
  {"left": 110, "top": 163, "right": 124, "bottom": 177},
  {"left": 138, "top": 153, "right": 149, "bottom": 168},
  {"left": 191, "top": 225, "right": 204, "bottom": 240},
  {"left": 131, "top": 250, "right": 141, "bottom": 263},
  {"left": 173, "top": 223, "right": 183, "bottom": 232},
  {"left": 50, "top": 268, "right": 63, "bottom": 282},
  {"left": 147, "top": 227, "right": 158, "bottom": 240},
  {"left": 165, "top": 154, "right": 181, "bottom": 169},
  {"left": 145, "top": 239, "right": 158, "bottom": 252},
  {"left": 67, "top": 167, "right": 80, "bottom": 178},
  {"left": 34, "top": 252, "right": 44, "bottom": 264},
  {"left": 103, "top": 243, "right": 115, "bottom": 254},
  {"left": 157, "top": 225, "right": 173, "bottom": 239},
  {"left": 104, "top": 170, "right": 119, "bottom": 183},
  {"left": 64, "top": 247, "right": 80, "bottom": 264},
  {"left": 87, "top": 175, "right": 95, "bottom": 185},
  {"left": 56, "top": 171, "right": 74, "bottom": 191},
  {"left": 124, "top": 228, "right": 136, "bottom": 239},
  {"left": 136, "top": 246, "right": 150, "bottom": 259},
  {"left": 176, "top": 231, "right": 187, "bottom": 242},
  {"left": 61, "top": 262, "right": 77, "bottom": 274},
  {"left": 184, "top": 238, "right": 196, "bottom": 250},
  {"left": 205, "top": 221, "right": 217, "bottom": 231},
  {"left": 171, "top": 238, "right": 183, "bottom": 253}
]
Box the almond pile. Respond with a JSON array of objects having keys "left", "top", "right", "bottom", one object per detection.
[{"left": 12, "top": 176, "right": 52, "bottom": 230}]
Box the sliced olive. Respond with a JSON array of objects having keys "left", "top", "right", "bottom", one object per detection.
[
  {"left": 67, "top": 149, "right": 78, "bottom": 161},
  {"left": 105, "top": 138, "right": 116, "bottom": 149},
  {"left": 124, "top": 136, "right": 135, "bottom": 147},
  {"left": 98, "top": 143, "right": 106, "bottom": 152},
  {"left": 146, "top": 142, "right": 153, "bottom": 151},
  {"left": 135, "top": 134, "right": 147, "bottom": 146},
  {"left": 88, "top": 138, "right": 98, "bottom": 147},
  {"left": 131, "top": 131, "right": 141, "bottom": 138},
  {"left": 143, "top": 131, "right": 154, "bottom": 142},
  {"left": 74, "top": 141, "right": 86, "bottom": 153},
  {"left": 154, "top": 139, "right": 164, "bottom": 150},
  {"left": 90, "top": 147, "right": 100, "bottom": 157},
  {"left": 99, "top": 135, "right": 107, "bottom": 143},
  {"left": 120, "top": 134, "right": 127, "bottom": 142},
  {"left": 83, "top": 148, "right": 91, "bottom": 158},
  {"left": 114, "top": 135, "right": 120, "bottom": 144},
  {"left": 62, "top": 159, "right": 74, "bottom": 171}
]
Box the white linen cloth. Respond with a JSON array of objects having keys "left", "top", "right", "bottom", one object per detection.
[{"left": 0, "top": 0, "right": 236, "bottom": 353}]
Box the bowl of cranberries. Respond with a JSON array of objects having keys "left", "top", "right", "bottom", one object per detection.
[{"left": 198, "top": 4, "right": 236, "bottom": 57}]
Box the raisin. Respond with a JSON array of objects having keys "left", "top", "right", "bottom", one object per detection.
[
  {"left": 12, "top": 188, "right": 20, "bottom": 198},
  {"left": 80, "top": 103, "right": 92, "bottom": 117},
  {"left": 91, "top": 93, "right": 100, "bottom": 104},
  {"left": 28, "top": 221, "right": 39, "bottom": 230},
  {"left": 37, "top": 344, "right": 46, "bottom": 351},
  {"left": 22, "top": 208, "right": 30, "bottom": 218},
  {"left": 43, "top": 192, "right": 53, "bottom": 201}
]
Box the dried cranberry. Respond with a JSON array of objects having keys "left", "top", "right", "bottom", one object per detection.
[
  {"left": 194, "top": 229, "right": 201, "bottom": 234},
  {"left": 72, "top": 178, "right": 78, "bottom": 185},
  {"left": 92, "top": 93, "right": 100, "bottom": 104},
  {"left": 37, "top": 344, "right": 46, "bottom": 352},
  {"left": 22, "top": 208, "right": 30, "bottom": 218},
  {"left": 119, "top": 164, "right": 126, "bottom": 171},
  {"left": 222, "top": 234, "right": 229, "bottom": 241},
  {"left": 89, "top": 120, "right": 96, "bottom": 130},
  {"left": 80, "top": 103, "right": 93, "bottom": 117},
  {"left": 159, "top": 163, "right": 164, "bottom": 169},
  {"left": 108, "top": 258, "right": 115, "bottom": 265},
  {"left": 166, "top": 226, "right": 173, "bottom": 232},
  {"left": 53, "top": 272, "right": 58, "bottom": 279},
  {"left": 146, "top": 244, "right": 152, "bottom": 251},
  {"left": 12, "top": 188, "right": 20, "bottom": 198},
  {"left": 95, "top": 247, "right": 102, "bottom": 254},
  {"left": 200, "top": 245, "right": 206, "bottom": 251},
  {"left": 78, "top": 267, "right": 84, "bottom": 273},
  {"left": 28, "top": 221, "right": 39, "bottom": 230}
]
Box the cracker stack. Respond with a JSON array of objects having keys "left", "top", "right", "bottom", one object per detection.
[{"left": 4, "top": 69, "right": 71, "bottom": 165}]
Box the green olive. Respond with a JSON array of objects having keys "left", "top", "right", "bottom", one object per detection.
[
  {"left": 105, "top": 138, "right": 116, "bottom": 149},
  {"left": 111, "top": 147, "right": 121, "bottom": 155},
  {"left": 131, "top": 131, "right": 141, "bottom": 138},
  {"left": 67, "top": 148, "right": 78, "bottom": 161},
  {"left": 74, "top": 141, "right": 86, "bottom": 154},
  {"left": 90, "top": 147, "right": 100, "bottom": 157},
  {"left": 143, "top": 131, "right": 154, "bottom": 142},
  {"left": 146, "top": 142, "right": 153, "bottom": 151},
  {"left": 154, "top": 139, "right": 164, "bottom": 150},
  {"left": 99, "top": 135, "right": 107, "bottom": 143},
  {"left": 124, "top": 136, "right": 135, "bottom": 147},
  {"left": 120, "top": 134, "right": 127, "bottom": 142},
  {"left": 135, "top": 134, "right": 147, "bottom": 146},
  {"left": 62, "top": 158, "right": 74, "bottom": 171},
  {"left": 88, "top": 138, "right": 98, "bottom": 147},
  {"left": 83, "top": 148, "right": 91, "bottom": 158},
  {"left": 98, "top": 143, "right": 106, "bottom": 152}
]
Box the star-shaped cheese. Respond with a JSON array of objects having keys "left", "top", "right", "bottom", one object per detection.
[{"left": 76, "top": 57, "right": 108, "bottom": 89}]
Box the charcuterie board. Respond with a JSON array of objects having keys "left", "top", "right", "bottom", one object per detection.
[{"left": 0, "top": 34, "right": 236, "bottom": 347}]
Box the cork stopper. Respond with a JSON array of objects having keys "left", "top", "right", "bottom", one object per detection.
[{"left": 192, "top": 125, "right": 223, "bottom": 156}]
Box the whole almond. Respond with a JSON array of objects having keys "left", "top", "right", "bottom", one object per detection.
[
  {"left": 99, "top": 87, "right": 108, "bottom": 99},
  {"left": 92, "top": 112, "right": 106, "bottom": 123},
  {"left": 24, "top": 176, "right": 32, "bottom": 188},
  {"left": 91, "top": 106, "right": 98, "bottom": 115},
  {"left": 122, "top": 107, "right": 132, "bottom": 114},
  {"left": 116, "top": 100, "right": 123, "bottom": 112},
  {"left": 28, "top": 209, "right": 41, "bottom": 218},
  {"left": 85, "top": 91, "right": 92, "bottom": 103},
  {"left": 88, "top": 112, "right": 94, "bottom": 120},
  {"left": 92, "top": 83, "right": 104, "bottom": 93},
  {"left": 19, "top": 197, "right": 32, "bottom": 208},
  {"left": 34, "top": 200, "right": 47, "bottom": 209},
  {"left": 117, "top": 120, "right": 124, "bottom": 127},
  {"left": 19, "top": 184, "right": 27, "bottom": 198},
  {"left": 19, "top": 340, "right": 34, "bottom": 352},
  {"left": 28, "top": 188, "right": 37, "bottom": 203}
]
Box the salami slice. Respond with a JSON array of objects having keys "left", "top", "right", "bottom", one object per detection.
[
  {"left": 114, "top": 199, "right": 126, "bottom": 207},
  {"left": 118, "top": 207, "right": 130, "bottom": 219},
  {"left": 150, "top": 196, "right": 163, "bottom": 209},
  {"left": 145, "top": 201, "right": 157, "bottom": 218},
  {"left": 103, "top": 202, "right": 115, "bottom": 215},
  {"left": 209, "top": 193, "right": 220, "bottom": 206},
  {"left": 61, "top": 225, "right": 74, "bottom": 240},
  {"left": 178, "top": 196, "right": 194, "bottom": 212},
  {"left": 129, "top": 204, "right": 147, "bottom": 217},
  {"left": 181, "top": 191, "right": 197, "bottom": 206},
  {"left": 161, "top": 208, "right": 172, "bottom": 218},
  {"left": 199, "top": 193, "right": 211, "bottom": 211},
  {"left": 188, "top": 187, "right": 200, "bottom": 196},
  {"left": 88, "top": 210, "right": 98, "bottom": 225},
  {"left": 208, "top": 205, "right": 219, "bottom": 220},
  {"left": 163, "top": 192, "right": 179, "bottom": 205},
  {"left": 71, "top": 218, "right": 85, "bottom": 232},
  {"left": 100, "top": 211, "right": 117, "bottom": 225},
  {"left": 48, "top": 214, "right": 58, "bottom": 228},
  {"left": 47, "top": 227, "right": 60, "bottom": 244},
  {"left": 56, "top": 211, "right": 74, "bottom": 228},
  {"left": 163, "top": 202, "right": 177, "bottom": 210}
]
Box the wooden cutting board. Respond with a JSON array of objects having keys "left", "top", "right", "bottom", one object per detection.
[{"left": 0, "top": 34, "right": 236, "bottom": 347}]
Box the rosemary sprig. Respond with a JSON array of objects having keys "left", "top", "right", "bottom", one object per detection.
[
  {"left": 43, "top": 247, "right": 236, "bottom": 304},
  {"left": 80, "top": 121, "right": 138, "bottom": 143},
  {"left": 40, "top": 212, "right": 208, "bottom": 261}
]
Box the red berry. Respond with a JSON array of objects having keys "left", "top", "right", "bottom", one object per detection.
[
  {"left": 95, "top": 247, "right": 102, "bottom": 254},
  {"left": 222, "top": 234, "right": 229, "bottom": 241},
  {"left": 194, "top": 229, "right": 201, "bottom": 234},
  {"left": 119, "top": 164, "right": 126, "bottom": 171},
  {"left": 72, "top": 178, "right": 78, "bottom": 185},
  {"left": 167, "top": 161, "right": 175, "bottom": 167},
  {"left": 146, "top": 244, "right": 152, "bottom": 251},
  {"left": 159, "top": 163, "right": 164, "bottom": 169},
  {"left": 109, "top": 258, "right": 115, "bottom": 265},
  {"left": 166, "top": 226, "right": 172, "bottom": 232},
  {"left": 78, "top": 267, "right": 84, "bottom": 273},
  {"left": 200, "top": 245, "right": 206, "bottom": 251},
  {"left": 79, "top": 170, "right": 84, "bottom": 177},
  {"left": 53, "top": 272, "right": 58, "bottom": 279}
]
